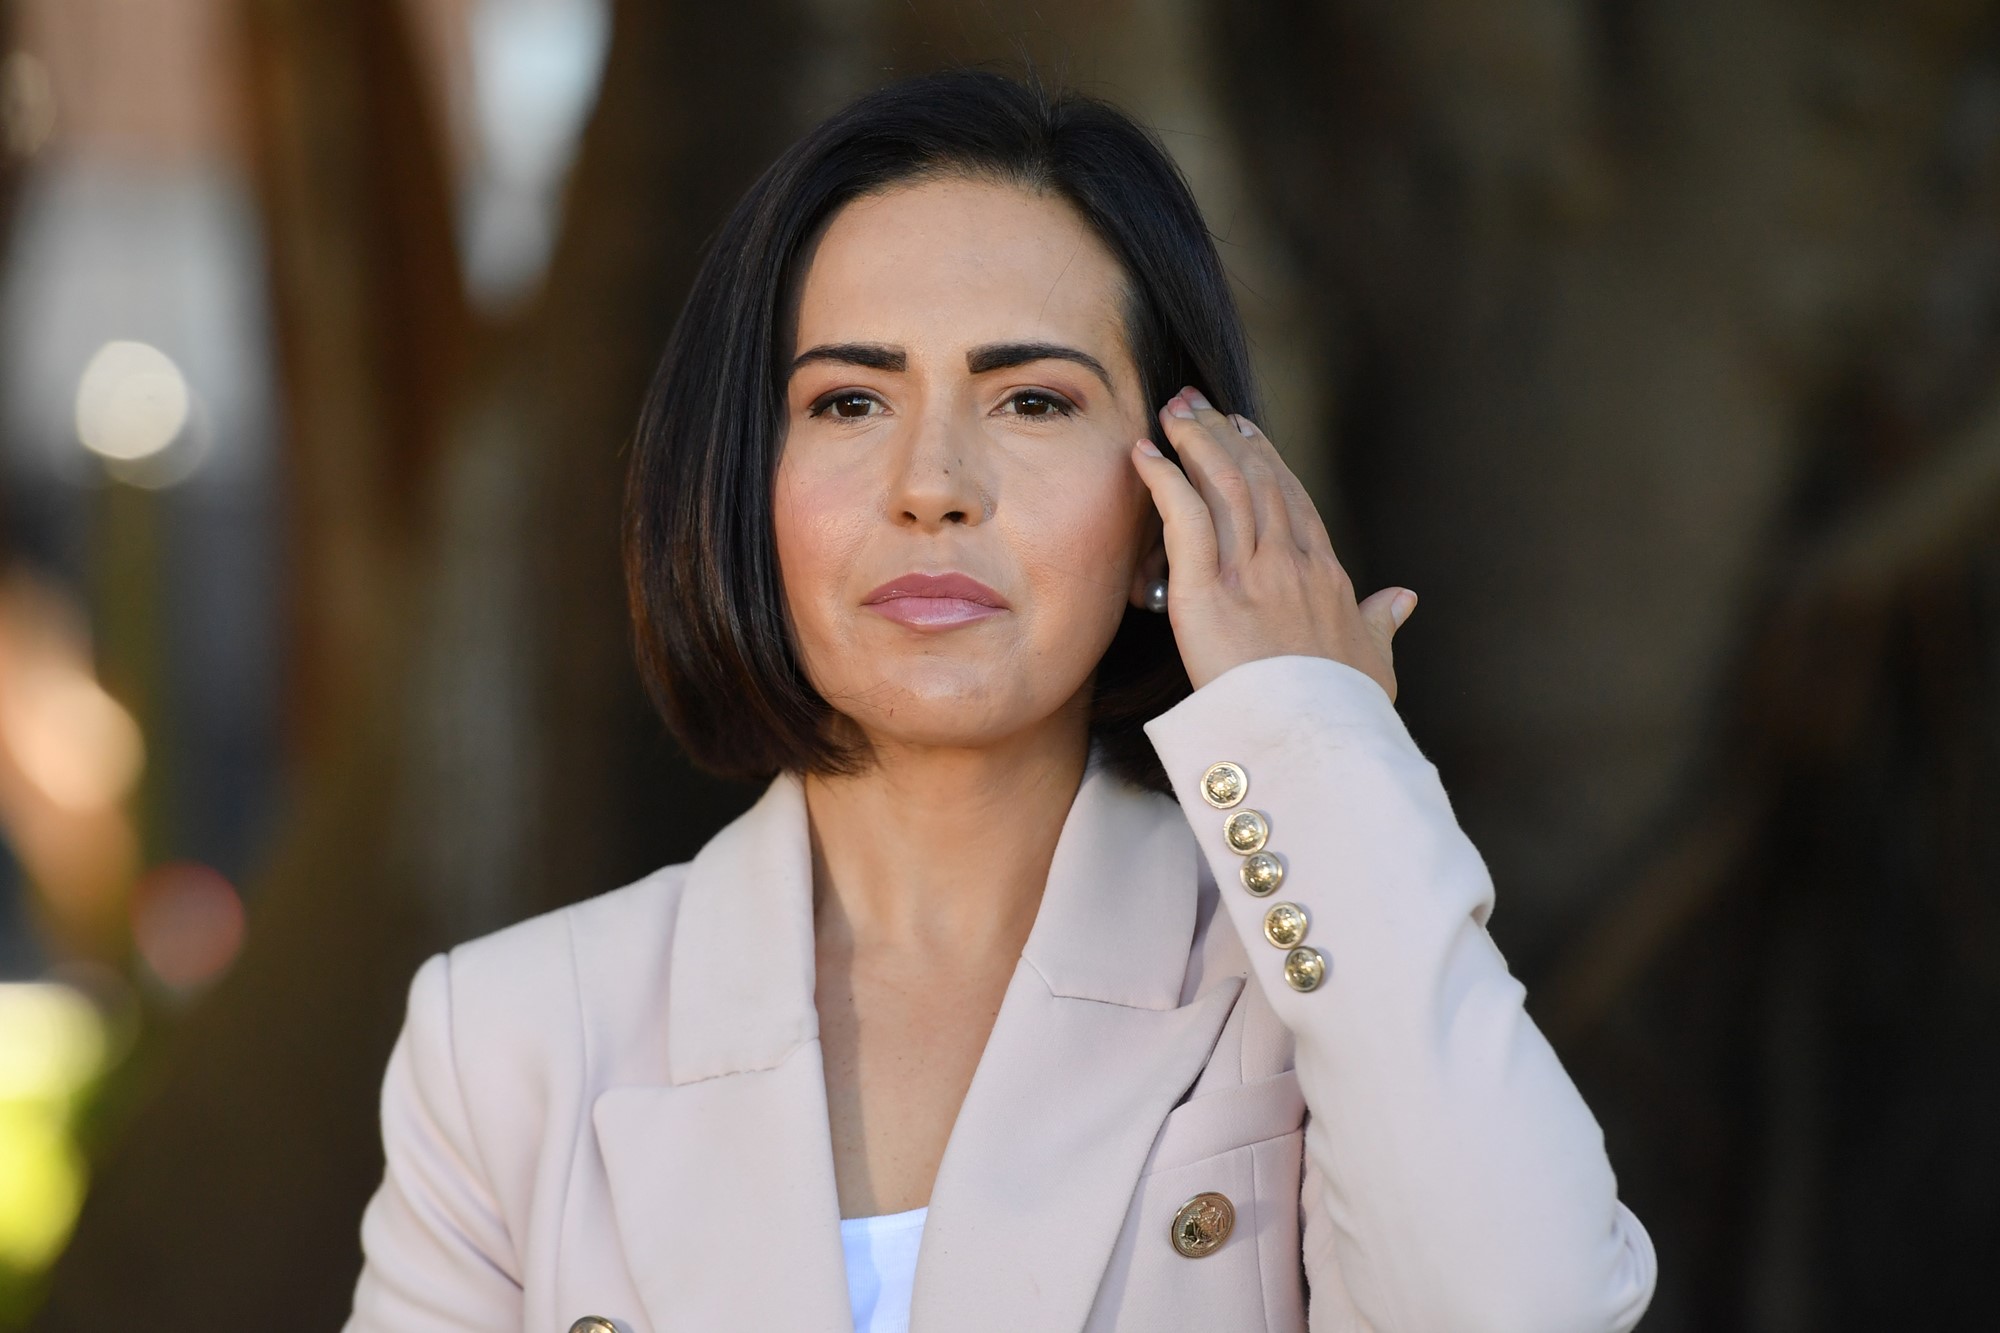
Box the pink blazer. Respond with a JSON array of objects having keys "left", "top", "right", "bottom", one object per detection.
[{"left": 342, "top": 654, "right": 1658, "bottom": 1332}]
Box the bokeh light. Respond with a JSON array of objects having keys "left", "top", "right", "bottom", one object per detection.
[
  {"left": 128, "top": 861, "right": 245, "bottom": 991},
  {"left": 0, "top": 659, "right": 143, "bottom": 814},
  {"left": 0, "top": 982, "right": 105, "bottom": 1273},
  {"left": 72, "top": 339, "right": 190, "bottom": 463}
]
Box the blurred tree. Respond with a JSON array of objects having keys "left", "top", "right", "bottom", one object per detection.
[
  {"left": 1204, "top": 1, "right": 2000, "bottom": 1327},
  {"left": 24, "top": 2, "right": 1317, "bottom": 1322},
  {"left": 27, "top": 0, "right": 2000, "bottom": 1327},
  {"left": 0, "top": 0, "right": 1305, "bottom": 1320},
  {"left": 28, "top": 0, "right": 799, "bottom": 1324}
]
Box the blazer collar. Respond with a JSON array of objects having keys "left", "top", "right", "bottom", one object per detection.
[
  {"left": 661, "top": 768, "right": 818, "bottom": 1084},
  {"left": 595, "top": 750, "right": 1236, "bottom": 1332},
  {"left": 663, "top": 749, "right": 1200, "bottom": 1086},
  {"left": 1021, "top": 746, "right": 1202, "bottom": 1009}
]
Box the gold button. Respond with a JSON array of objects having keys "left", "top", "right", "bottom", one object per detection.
[
  {"left": 1282, "top": 945, "right": 1327, "bottom": 992},
  {"left": 1221, "top": 808, "right": 1269, "bottom": 854},
  {"left": 1200, "top": 761, "right": 1248, "bottom": 809},
  {"left": 1169, "top": 1190, "right": 1235, "bottom": 1257},
  {"left": 1263, "top": 902, "right": 1309, "bottom": 949},
  {"left": 1239, "top": 851, "right": 1284, "bottom": 896},
  {"left": 568, "top": 1320, "right": 619, "bottom": 1333}
]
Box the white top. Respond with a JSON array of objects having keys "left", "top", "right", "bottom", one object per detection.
[{"left": 839, "top": 1205, "right": 928, "bottom": 1333}]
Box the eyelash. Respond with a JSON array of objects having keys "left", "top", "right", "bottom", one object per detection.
[{"left": 805, "top": 388, "right": 1078, "bottom": 421}]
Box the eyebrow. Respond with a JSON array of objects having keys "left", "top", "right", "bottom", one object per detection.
[
  {"left": 789, "top": 340, "right": 1115, "bottom": 392},
  {"left": 791, "top": 342, "right": 907, "bottom": 376}
]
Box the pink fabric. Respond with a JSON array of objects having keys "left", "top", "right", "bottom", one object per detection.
[{"left": 344, "top": 654, "right": 1658, "bottom": 1332}]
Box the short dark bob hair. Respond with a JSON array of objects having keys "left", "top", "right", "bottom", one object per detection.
[{"left": 622, "top": 63, "right": 1260, "bottom": 795}]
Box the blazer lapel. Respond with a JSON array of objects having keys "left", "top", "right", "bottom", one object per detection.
[
  {"left": 593, "top": 1053, "right": 852, "bottom": 1330},
  {"left": 591, "top": 773, "right": 854, "bottom": 1331},
  {"left": 588, "top": 758, "right": 1240, "bottom": 1333},
  {"left": 910, "top": 758, "right": 1243, "bottom": 1332}
]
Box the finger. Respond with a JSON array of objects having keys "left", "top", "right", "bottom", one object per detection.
[
  {"left": 1160, "top": 398, "right": 1255, "bottom": 569},
  {"left": 1131, "top": 439, "right": 1221, "bottom": 585},
  {"left": 1231, "top": 414, "right": 1331, "bottom": 554},
  {"left": 1177, "top": 389, "right": 1292, "bottom": 550},
  {"left": 1359, "top": 585, "right": 1418, "bottom": 646}
]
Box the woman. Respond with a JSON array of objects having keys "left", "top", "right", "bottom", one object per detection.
[{"left": 344, "top": 67, "right": 1658, "bottom": 1333}]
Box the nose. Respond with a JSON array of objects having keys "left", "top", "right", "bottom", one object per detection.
[{"left": 889, "top": 410, "right": 989, "bottom": 530}]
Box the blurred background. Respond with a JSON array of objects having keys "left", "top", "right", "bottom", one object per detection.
[{"left": 0, "top": 0, "right": 1993, "bottom": 1328}]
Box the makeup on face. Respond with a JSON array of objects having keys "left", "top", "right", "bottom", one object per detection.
[
  {"left": 860, "top": 571, "right": 1010, "bottom": 629},
  {"left": 771, "top": 177, "right": 1156, "bottom": 746}
]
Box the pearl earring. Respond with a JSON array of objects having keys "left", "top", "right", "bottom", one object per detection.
[{"left": 1143, "top": 577, "right": 1169, "bottom": 613}]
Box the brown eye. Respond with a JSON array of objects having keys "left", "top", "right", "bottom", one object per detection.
[
  {"left": 1004, "top": 389, "right": 1076, "bottom": 418},
  {"left": 808, "top": 391, "right": 881, "bottom": 420}
]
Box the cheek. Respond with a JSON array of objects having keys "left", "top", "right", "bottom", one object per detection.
[
  {"left": 1013, "top": 455, "right": 1150, "bottom": 619},
  {"left": 772, "top": 458, "right": 871, "bottom": 630}
]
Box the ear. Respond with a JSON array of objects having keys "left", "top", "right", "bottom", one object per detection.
[{"left": 1127, "top": 527, "right": 1169, "bottom": 610}]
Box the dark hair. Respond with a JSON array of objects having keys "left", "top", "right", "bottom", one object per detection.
[{"left": 622, "top": 63, "right": 1260, "bottom": 795}]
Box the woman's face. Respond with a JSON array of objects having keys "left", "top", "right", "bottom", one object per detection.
[{"left": 774, "top": 174, "right": 1161, "bottom": 756}]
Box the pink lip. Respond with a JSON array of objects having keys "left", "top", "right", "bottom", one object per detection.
[{"left": 862, "top": 572, "right": 1010, "bottom": 628}]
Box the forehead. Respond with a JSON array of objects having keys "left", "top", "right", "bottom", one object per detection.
[{"left": 791, "top": 176, "right": 1132, "bottom": 360}]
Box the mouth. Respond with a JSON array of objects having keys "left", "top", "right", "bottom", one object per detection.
[{"left": 861, "top": 571, "right": 1011, "bottom": 628}]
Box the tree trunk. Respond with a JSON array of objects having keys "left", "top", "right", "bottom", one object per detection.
[
  {"left": 30, "top": 0, "right": 806, "bottom": 1324},
  {"left": 1204, "top": 2, "right": 2000, "bottom": 1327}
]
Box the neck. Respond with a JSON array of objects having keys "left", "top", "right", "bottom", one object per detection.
[{"left": 803, "top": 695, "right": 1091, "bottom": 954}]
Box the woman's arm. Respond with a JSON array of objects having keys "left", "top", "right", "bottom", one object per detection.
[
  {"left": 1145, "top": 652, "right": 1657, "bottom": 1333},
  {"left": 1130, "top": 386, "right": 1654, "bottom": 1331},
  {"left": 344, "top": 951, "right": 525, "bottom": 1332}
]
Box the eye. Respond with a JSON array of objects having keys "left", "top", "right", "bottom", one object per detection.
[
  {"left": 806, "top": 390, "right": 884, "bottom": 421},
  {"left": 1001, "top": 388, "right": 1077, "bottom": 419}
]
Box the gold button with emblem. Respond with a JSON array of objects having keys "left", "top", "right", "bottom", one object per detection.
[
  {"left": 1282, "top": 945, "right": 1328, "bottom": 992},
  {"left": 1239, "top": 850, "right": 1284, "bottom": 896},
  {"left": 568, "top": 1319, "right": 619, "bottom": 1333},
  {"left": 1221, "top": 808, "right": 1270, "bottom": 855},
  {"left": 1263, "top": 902, "right": 1309, "bottom": 949},
  {"left": 1169, "top": 1190, "right": 1236, "bottom": 1257},
  {"left": 1200, "top": 760, "right": 1248, "bottom": 809}
]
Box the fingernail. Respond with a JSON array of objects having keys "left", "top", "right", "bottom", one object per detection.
[
  {"left": 1391, "top": 590, "right": 1419, "bottom": 627},
  {"left": 1166, "top": 398, "right": 1195, "bottom": 419},
  {"left": 1136, "top": 438, "right": 1162, "bottom": 456},
  {"left": 1232, "top": 414, "right": 1254, "bottom": 437},
  {"left": 1185, "top": 388, "right": 1212, "bottom": 410}
]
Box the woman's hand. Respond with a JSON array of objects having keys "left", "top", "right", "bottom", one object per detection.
[{"left": 1131, "top": 386, "right": 1417, "bottom": 699}]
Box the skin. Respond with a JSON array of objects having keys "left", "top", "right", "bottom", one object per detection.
[{"left": 773, "top": 173, "right": 1417, "bottom": 1219}]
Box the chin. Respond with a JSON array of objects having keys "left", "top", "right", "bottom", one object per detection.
[{"left": 827, "top": 665, "right": 1058, "bottom": 752}]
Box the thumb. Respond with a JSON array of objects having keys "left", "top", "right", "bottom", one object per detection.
[{"left": 1359, "top": 586, "right": 1418, "bottom": 644}]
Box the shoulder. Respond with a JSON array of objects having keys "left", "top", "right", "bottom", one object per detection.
[
  {"left": 444, "top": 861, "right": 692, "bottom": 998},
  {"left": 366, "top": 864, "right": 698, "bottom": 1246},
  {"left": 407, "top": 861, "right": 696, "bottom": 1096},
  {"left": 396, "top": 774, "right": 798, "bottom": 1098}
]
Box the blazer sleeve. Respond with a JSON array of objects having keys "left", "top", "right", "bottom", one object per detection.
[
  {"left": 1143, "top": 654, "right": 1658, "bottom": 1333},
  {"left": 344, "top": 950, "right": 524, "bottom": 1333}
]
